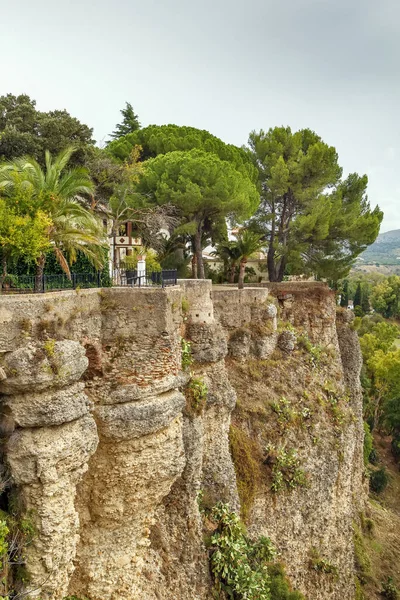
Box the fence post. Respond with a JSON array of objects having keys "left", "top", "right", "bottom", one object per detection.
[
  {"left": 42, "top": 274, "right": 46, "bottom": 293},
  {"left": 72, "top": 273, "right": 77, "bottom": 290}
]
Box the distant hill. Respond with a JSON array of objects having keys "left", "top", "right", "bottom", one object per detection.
[{"left": 359, "top": 229, "right": 400, "bottom": 265}]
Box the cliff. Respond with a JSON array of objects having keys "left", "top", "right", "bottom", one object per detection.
[{"left": 0, "top": 281, "right": 366, "bottom": 599}]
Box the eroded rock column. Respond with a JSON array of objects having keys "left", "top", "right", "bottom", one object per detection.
[{"left": 0, "top": 340, "right": 98, "bottom": 599}]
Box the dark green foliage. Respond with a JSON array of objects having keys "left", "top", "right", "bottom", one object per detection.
[
  {"left": 267, "top": 563, "right": 306, "bottom": 600},
  {"left": 363, "top": 422, "right": 373, "bottom": 465},
  {"left": 110, "top": 102, "right": 141, "bottom": 140},
  {"left": 354, "top": 283, "right": 362, "bottom": 309},
  {"left": 249, "top": 127, "right": 382, "bottom": 281},
  {"left": 0, "top": 93, "right": 94, "bottom": 165},
  {"left": 391, "top": 434, "right": 400, "bottom": 462},
  {"left": 369, "top": 468, "right": 389, "bottom": 494},
  {"left": 340, "top": 279, "right": 349, "bottom": 307},
  {"left": 382, "top": 577, "right": 400, "bottom": 599},
  {"left": 107, "top": 123, "right": 258, "bottom": 182}
]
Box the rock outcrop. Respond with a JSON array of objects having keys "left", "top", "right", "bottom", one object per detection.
[{"left": 0, "top": 282, "right": 366, "bottom": 600}]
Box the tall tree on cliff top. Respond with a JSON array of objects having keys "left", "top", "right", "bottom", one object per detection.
[
  {"left": 249, "top": 127, "right": 382, "bottom": 281},
  {"left": 110, "top": 102, "right": 141, "bottom": 140},
  {"left": 107, "top": 124, "right": 258, "bottom": 183},
  {"left": 137, "top": 149, "right": 259, "bottom": 278},
  {"left": 0, "top": 93, "right": 94, "bottom": 165}
]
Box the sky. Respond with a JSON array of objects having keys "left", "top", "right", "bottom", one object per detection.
[{"left": 1, "top": 0, "right": 399, "bottom": 232}]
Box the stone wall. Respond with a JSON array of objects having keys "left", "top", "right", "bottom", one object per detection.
[{"left": 0, "top": 282, "right": 366, "bottom": 600}]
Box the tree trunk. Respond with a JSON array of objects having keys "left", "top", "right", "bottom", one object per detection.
[
  {"left": 277, "top": 256, "right": 287, "bottom": 282},
  {"left": 191, "top": 254, "right": 197, "bottom": 279},
  {"left": 35, "top": 254, "right": 46, "bottom": 292},
  {"left": 194, "top": 226, "right": 205, "bottom": 279},
  {"left": 229, "top": 262, "right": 236, "bottom": 284},
  {"left": 238, "top": 259, "right": 246, "bottom": 289}
]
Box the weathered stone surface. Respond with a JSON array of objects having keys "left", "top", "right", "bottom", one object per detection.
[
  {"left": 95, "top": 390, "right": 185, "bottom": 440},
  {"left": 228, "top": 328, "right": 252, "bottom": 359},
  {"left": 277, "top": 329, "right": 296, "bottom": 352},
  {"left": 103, "top": 372, "right": 189, "bottom": 405},
  {"left": 6, "top": 414, "right": 98, "bottom": 485},
  {"left": 187, "top": 322, "right": 227, "bottom": 363},
  {"left": 252, "top": 332, "right": 278, "bottom": 359},
  {"left": 0, "top": 341, "right": 88, "bottom": 395},
  {"left": 69, "top": 416, "right": 185, "bottom": 600},
  {"left": 2, "top": 382, "right": 91, "bottom": 428}
]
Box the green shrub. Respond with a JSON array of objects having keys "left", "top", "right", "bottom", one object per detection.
[
  {"left": 181, "top": 338, "right": 192, "bottom": 370},
  {"left": 391, "top": 433, "right": 400, "bottom": 462},
  {"left": 369, "top": 467, "right": 389, "bottom": 494},
  {"left": 266, "top": 446, "right": 307, "bottom": 493},
  {"left": 363, "top": 422, "right": 373, "bottom": 465},
  {"left": 310, "top": 548, "right": 338, "bottom": 578},
  {"left": 209, "top": 502, "right": 274, "bottom": 600},
  {"left": 268, "top": 563, "right": 305, "bottom": 599},
  {"left": 185, "top": 377, "right": 207, "bottom": 414},
  {"left": 382, "top": 577, "right": 400, "bottom": 599}
]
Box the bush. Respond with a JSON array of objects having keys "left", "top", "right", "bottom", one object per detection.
[
  {"left": 391, "top": 433, "right": 400, "bottom": 462},
  {"left": 363, "top": 422, "right": 373, "bottom": 465},
  {"left": 268, "top": 563, "right": 305, "bottom": 599},
  {"left": 209, "top": 503, "right": 273, "bottom": 600},
  {"left": 266, "top": 446, "right": 307, "bottom": 493},
  {"left": 185, "top": 377, "right": 207, "bottom": 414},
  {"left": 382, "top": 577, "right": 400, "bottom": 599},
  {"left": 181, "top": 338, "right": 192, "bottom": 370},
  {"left": 369, "top": 467, "right": 389, "bottom": 494}
]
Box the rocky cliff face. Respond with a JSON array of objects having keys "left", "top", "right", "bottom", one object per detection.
[{"left": 0, "top": 282, "right": 365, "bottom": 600}]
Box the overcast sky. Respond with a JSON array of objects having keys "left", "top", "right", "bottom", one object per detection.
[{"left": 1, "top": 0, "right": 399, "bottom": 232}]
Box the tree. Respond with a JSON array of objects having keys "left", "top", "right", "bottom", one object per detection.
[
  {"left": 249, "top": 127, "right": 382, "bottom": 281},
  {"left": 137, "top": 149, "right": 259, "bottom": 278},
  {"left": 232, "top": 230, "right": 265, "bottom": 289},
  {"left": 340, "top": 279, "right": 349, "bottom": 308},
  {"left": 0, "top": 147, "right": 106, "bottom": 290},
  {"left": 0, "top": 93, "right": 94, "bottom": 165},
  {"left": 107, "top": 124, "right": 258, "bottom": 183},
  {"left": 212, "top": 240, "right": 242, "bottom": 283},
  {"left": 354, "top": 282, "right": 362, "bottom": 309},
  {"left": 0, "top": 196, "right": 51, "bottom": 287},
  {"left": 110, "top": 102, "right": 141, "bottom": 140},
  {"left": 370, "top": 276, "right": 400, "bottom": 318}
]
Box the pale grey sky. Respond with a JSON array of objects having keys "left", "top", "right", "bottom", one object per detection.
[{"left": 1, "top": 0, "right": 399, "bottom": 231}]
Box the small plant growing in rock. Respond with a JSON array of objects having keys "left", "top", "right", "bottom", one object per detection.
[
  {"left": 271, "top": 397, "right": 297, "bottom": 426},
  {"left": 266, "top": 445, "right": 307, "bottom": 493},
  {"left": 43, "top": 339, "right": 56, "bottom": 358},
  {"left": 186, "top": 377, "right": 207, "bottom": 414},
  {"left": 382, "top": 577, "right": 400, "bottom": 599},
  {"left": 209, "top": 502, "right": 274, "bottom": 599},
  {"left": 297, "top": 333, "right": 323, "bottom": 367},
  {"left": 310, "top": 548, "right": 338, "bottom": 578},
  {"left": 181, "top": 338, "right": 193, "bottom": 370},
  {"left": 181, "top": 297, "right": 190, "bottom": 314}
]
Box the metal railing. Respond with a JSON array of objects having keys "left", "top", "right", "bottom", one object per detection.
[
  {"left": 1, "top": 272, "right": 103, "bottom": 294},
  {"left": 113, "top": 269, "right": 177, "bottom": 288},
  {"left": 1, "top": 269, "right": 177, "bottom": 293}
]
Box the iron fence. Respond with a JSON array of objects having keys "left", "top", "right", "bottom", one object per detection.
[
  {"left": 1, "top": 269, "right": 177, "bottom": 294},
  {"left": 112, "top": 269, "right": 177, "bottom": 288}
]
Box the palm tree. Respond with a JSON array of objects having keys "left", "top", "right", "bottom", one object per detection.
[
  {"left": 212, "top": 240, "right": 242, "bottom": 283},
  {"left": 233, "top": 230, "right": 265, "bottom": 290},
  {"left": 0, "top": 147, "right": 107, "bottom": 290}
]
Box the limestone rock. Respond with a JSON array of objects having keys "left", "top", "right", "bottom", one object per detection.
[
  {"left": 0, "top": 341, "right": 88, "bottom": 395},
  {"left": 187, "top": 322, "right": 227, "bottom": 363},
  {"left": 6, "top": 414, "right": 98, "bottom": 485},
  {"left": 277, "top": 330, "right": 296, "bottom": 353},
  {"left": 95, "top": 390, "right": 185, "bottom": 440},
  {"left": 2, "top": 382, "right": 91, "bottom": 428}
]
